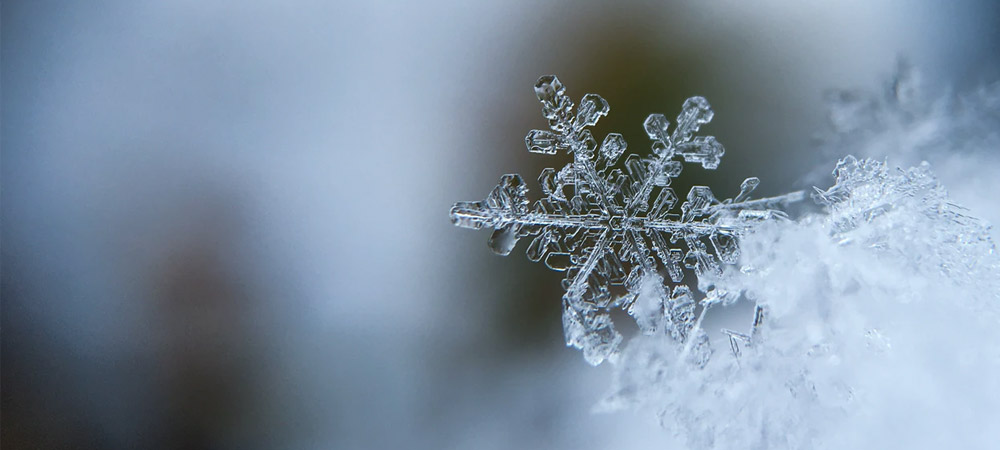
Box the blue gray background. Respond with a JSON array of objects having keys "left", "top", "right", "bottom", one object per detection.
[{"left": 4, "top": 1, "right": 999, "bottom": 449}]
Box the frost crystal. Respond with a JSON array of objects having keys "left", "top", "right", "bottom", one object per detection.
[
  {"left": 812, "top": 156, "right": 997, "bottom": 291},
  {"left": 450, "top": 75, "right": 802, "bottom": 364}
]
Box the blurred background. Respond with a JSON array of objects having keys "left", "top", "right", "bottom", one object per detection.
[{"left": 3, "top": 1, "right": 999, "bottom": 449}]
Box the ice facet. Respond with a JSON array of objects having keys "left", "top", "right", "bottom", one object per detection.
[
  {"left": 667, "top": 285, "right": 696, "bottom": 341},
  {"left": 672, "top": 96, "right": 714, "bottom": 143},
  {"left": 599, "top": 133, "right": 627, "bottom": 165},
  {"left": 488, "top": 224, "right": 520, "bottom": 255},
  {"left": 644, "top": 114, "right": 672, "bottom": 150},
  {"left": 710, "top": 231, "right": 740, "bottom": 264},
  {"left": 682, "top": 186, "right": 717, "bottom": 221},
  {"left": 734, "top": 177, "right": 760, "bottom": 203},
  {"left": 650, "top": 188, "right": 678, "bottom": 218},
  {"left": 525, "top": 129, "right": 561, "bottom": 154},
  {"left": 677, "top": 136, "right": 725, "bottom": 169},
  {"left": 450, "top": 201, "right": 490, "bottom": 229},
  {"left": 534, "top": 75, "right": 573, "bottom": 130},
  {"left": 575, "top": 93, "right": 610, "bottom": 129}
]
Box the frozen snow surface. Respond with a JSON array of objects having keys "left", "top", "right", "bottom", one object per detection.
[
  {"left": 452, "top": 74, "right": 1000, "bottom": 448},
  {"left": 605, "top": 156, "right": 1000, "bottom": 448}
]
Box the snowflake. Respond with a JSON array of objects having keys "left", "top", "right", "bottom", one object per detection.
[{"left": 450, "top": 75, "right": 802, "bottom": 365}]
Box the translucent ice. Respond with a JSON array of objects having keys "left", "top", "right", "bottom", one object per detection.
[{"left": 450, "top": 75, "right": 802, "bottom": 364}]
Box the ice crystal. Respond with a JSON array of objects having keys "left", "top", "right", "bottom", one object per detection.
[
  {"left": 811, "top": 156, "right": 998, "bottom": 294},
  {"left": 450, "top": 75, "right": 803, "bottom": 365}
]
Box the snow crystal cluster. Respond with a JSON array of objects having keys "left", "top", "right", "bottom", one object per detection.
[
  {"left": 605, "top": 155, "right": 999, "bottom": 448},
  {"left": 818, "top": 61, "right": 1000, "bottom": 232},
  {"left": 451, "top": 74, "right": 1000, "bottom": 448}
]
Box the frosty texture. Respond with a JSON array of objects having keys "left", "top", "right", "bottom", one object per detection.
[
  {"left": 602, "top": 157, "right": 1000, "bottom": 449},
  {"left": 812, "top": 156, "right": 997, "bottom": 292},
  {"left": 450, "top": 76, "right": 801, "bottom": 365},
  {"left": 818, "top": 61, "right": 1000, "bottom": 236}
]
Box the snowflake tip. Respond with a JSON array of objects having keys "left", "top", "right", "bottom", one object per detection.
[
  {"left": 672, "top": 96, "right": 715, "bottom": 143},
  {"left": 534, "top": 75, "right": 573, "bottom": 125},
  {"left": 574, "top": 93, "right": 610, "bottom": 129}
]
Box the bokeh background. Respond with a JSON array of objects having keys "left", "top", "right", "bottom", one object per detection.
[{"left": 3, "top": 1, "right": 999, "bottom": 449}]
